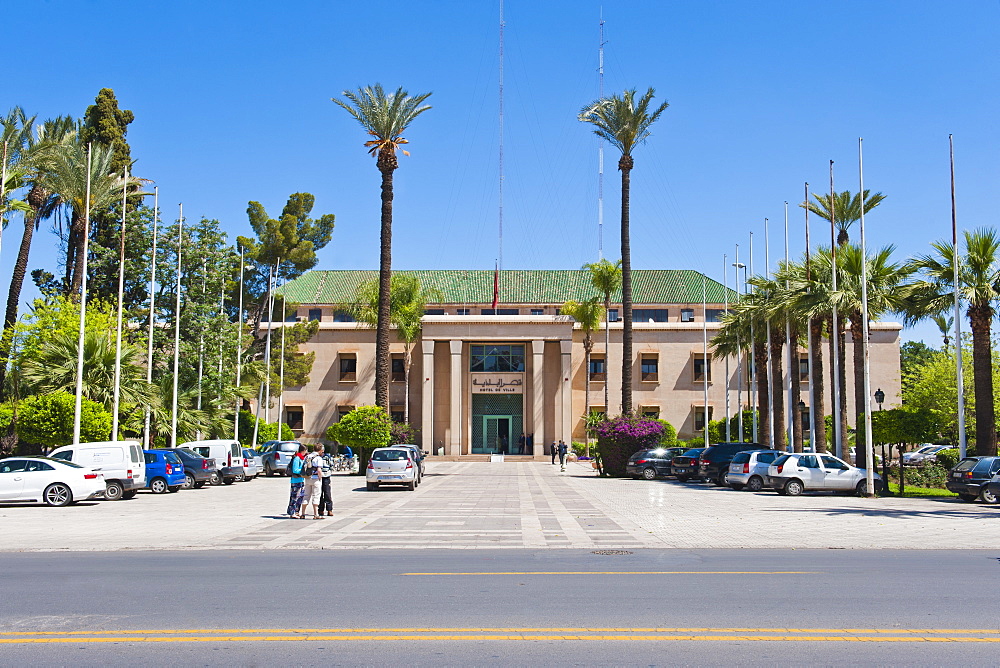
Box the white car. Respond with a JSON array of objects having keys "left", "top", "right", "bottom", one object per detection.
[
  {"left": 366, "top": 447, "right": 417, "bottom": 491},
  {"left": 766, "top": 453, "right": 881, "bottom": 496},
  {"left": 0, "top": 457, "right": 105, "bottom": 506},
  {"left": 902, "top": 445, "right": 954, "bottom": 466}
]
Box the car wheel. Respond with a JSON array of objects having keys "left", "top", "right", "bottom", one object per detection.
[
  {"left": 210, "top": 473, "right": 221, "bottom": 486},
  {"left": 265, "top": 462, "right": 275, "bottom": 477},
  {"left": 856, "top": 480, "right": 879, "bottom": 497},
  {"left": 784, "top": 479, "right": 804, "bottom": 496},
  {"left": 43, "top": 483, "right": 73, "bottom": 507},
  {"left": 122, "top": 490, "right": 137, "bottom": 500},
  {"left": 366, "top": 482, "right": 378, "bottom": 491},
  {"left": 730, "top": 483, "right": 745, "bottom": 491},
  {"left": 183, "top": 473, "right": 195, "bottom": 489},
  {"left": 746, "top": 476, "right": 764, "bottom": 492},
  {"left": 406, "top": 480, "right": 416, "bottom": 491},
  {"left": 980, "top": 487, "right": 998, "bottom": 504},
  {"left": 715, "top": 472, "right": 727, "bottom": 486},
  {"left": 167, "top": 486, "right": 181, "bottom": 493},
  {"left": 150, "top": 477, "right": 168, "bottom": 494},
  {"left": 104, "top": 481, "right": 124, "bottom": 501},
  {"left": 642, "top": 467, "right": 657, "bottom": 481},
  {"left": 234, "top": 472, "right": 245, "bottom": 483}
]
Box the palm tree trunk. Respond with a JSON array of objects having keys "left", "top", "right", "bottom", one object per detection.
[
  {"left": 65, "top": 213, "right": 79, "bottom": 296},
  {"left": 769, "top": 327, "right": 786, "bottom": 451},
  {"left": 754, "top": 340, "right": 769, "bottom": 447},
  {"left": 790, "top": 327, "right": 803, "bottom": 453},
  {"left": 583, "top": 336, "right": 592, "bottom": 456},
  {"left": 0, "top": 211, "right": 37, "bottom": 399},
  {"left": 850, "top": 312, "right": 868, "bottom": 468},
  {"left": 969, "top": 303, "right": 997, "bottom": 456},
  {"left": 619, "top": 158, "right": 633, "bottom": 414},
  {"left": 838, "top": 324, "right": 849, "bottom": 462},
  {"left": 603, "top": 297, "right": 610, "bottom": 414},
  {"left": 374, "top": 160, "right": 395, "bottom": 411},
  {"left": 403, "top": 344, "right": 411, "bottom": 425},
  {"left": 69, "top": 210, "right": 89, "bottom": 297},
  {"left": 809, "top": 316, "right": 827, "bottom": 453}
]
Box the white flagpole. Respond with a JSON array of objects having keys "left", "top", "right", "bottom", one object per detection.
[
  {"left": 195, "top": 258, "right": 206, "bottom": 439},
  {"left": 749, "top": 230, "right": 758, "bottom": 443},
  {"left": 234, "top": 246, "right": 244, "bottom": 440},
  {"left": 733, "top": 246, "right": 744, "bottom": 441},
  {"left": 702, "top": 274, "right": 710, "bottom": 446},
  {"left": 950, "top": 136, "right": 967, "bottom": 459},
  {"left": 278, "top": 291, "right": 286, "bottom": 430},
  {"left": 858, "top": 138, "right": 876, "bottom": 496},
  {"left": 144, "top": 187, "right": 158, "bottom": 448},
  {"left": 784, "top": 201, "right": 793, "bottom": 452},
  {"left": 217, "top": 269, "right": 225, "bottom": 401},
  {"left": 111, "top": 168, "right": 128, "bottom": 440},
  {"left": 72, "top": 144, "right": 93, "bottom": 445},
  {"left": 829, "top": 161, "right": 843, "bottom": 460},
  {"left": 262, "top": 263, "right": 276, "bottom": 424},
  {"left": 804, "top": 182, "right": 816, "bottom": 451},
  {"left": 170, "top": 204, "right": 183, "bottom": 447},
  {"left": 724, "top": 254, "right": 731, "bottom": 441},
  {"left": 764, "top": 217, "right": 774, "bottom": 449}
]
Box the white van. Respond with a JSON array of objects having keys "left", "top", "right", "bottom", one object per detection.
[
  {"left": 48, "top": 441, "right": 146, "bottom": 501},
  {"left": 179, "top": 440, "right": 246, "bottom": 484}
]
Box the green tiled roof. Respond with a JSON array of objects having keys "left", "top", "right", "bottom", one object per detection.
[{"left": 279, "top": 270, "right": 735, "bottom": 306}]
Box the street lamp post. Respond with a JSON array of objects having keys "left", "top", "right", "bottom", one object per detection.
[
  {"left": 733, "top": 259, "right": 747, "bottom": 441},
  {"left": 874, "top": 388, "right": 889, "bottom": 495}
]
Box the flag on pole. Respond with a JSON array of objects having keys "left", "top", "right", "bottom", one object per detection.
[{"left": 492, "top": 261, "right": 499, "bottom": 310}]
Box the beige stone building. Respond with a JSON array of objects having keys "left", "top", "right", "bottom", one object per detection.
[{"left": 266, "top": 269, "right": 901, "bottom": 459}]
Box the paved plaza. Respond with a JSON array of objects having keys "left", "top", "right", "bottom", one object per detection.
[{"left": 2, "top": 460, "right": 998, "bottom": 551}]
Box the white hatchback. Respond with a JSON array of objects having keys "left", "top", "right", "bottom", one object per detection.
[
  {"left": 366, "top": 447, "right": 417, "bottom": 491},
  {"left": 0, "top": 457, "right": 105, "bottom": 506},
  {"left": 766, "top": 453, "right": 881, "bottom": 496}
]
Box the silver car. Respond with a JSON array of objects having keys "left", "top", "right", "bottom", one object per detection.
[
  {"left": 728, "top": 450, "right": 784, "bottom": 492},
  {"left": 902, "top": 444, "right": 953, "bottom": 466},
  {"left": 241, "top": 448, "right": 261, "bottom": 480},
  {"left": 766, "top": 453, "right": 881, "bottom": 496}
]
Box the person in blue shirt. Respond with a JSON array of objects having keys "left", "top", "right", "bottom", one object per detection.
[
  {"left": 285, "top": 444, "right": 307, "bottom": 518},
  {"left": 340, "top": 445, "right": 353, "bottom": 458}
]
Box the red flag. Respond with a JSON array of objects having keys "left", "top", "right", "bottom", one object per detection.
[{"left": 492, "top": 262, "right": 499, "bottom": 310}]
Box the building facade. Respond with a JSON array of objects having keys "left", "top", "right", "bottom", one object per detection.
[{"left": 267, "top": 269, "right": 902, "bottom": 458}]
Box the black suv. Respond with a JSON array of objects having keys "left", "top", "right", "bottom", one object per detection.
[
  {"left": 626, "top": 447, "right": 687, "bottom": 480},
  {"left": 697, "top": 442, "right": 766, "bottom": 486},
  {"left": 947, "top": 456, "right": 1000, "bottom": 502}
]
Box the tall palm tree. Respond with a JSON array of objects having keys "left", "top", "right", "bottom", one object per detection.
[
  {"left": 909, "top": 229, "right": 1000, "bottom": 456},
  {"left": 749, "top": 275, "right": 789, "bottom": 451},
  {"left": 561, "top": 297, "right": 604, "bottom": 453},
  {"left": 352, "top": 274, "right": 441, "bottom": 423},
  {"left": 579, "top": 89, "right": 669, "bottom": 414},
  {"left": 583, "top": 259, "right": 621, "bottom": 414},
  {"left": 332, "top": 85, "right": 432, "bottom": 412},
  {"left": 713, "top": 291, "right": 771, "bottom": 447},
  {"left": 803, "top": 189, "right": 886, "bottom": 246}
]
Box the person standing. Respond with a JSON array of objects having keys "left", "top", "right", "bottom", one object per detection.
[
  {"left": 558, "top": 440, "right": 568, "bottom": 472},
  {"left": 301, "top": 446, "right": 323, "bottom": 520},
  {"left": 550, "top": 441, "right": 557, "bottom": 465},
  {"left": 286, "top": 444, "right": 307, "bottom": 518},
  {"left": 318, "top": 445, "right": 334, "bottom": 517}
]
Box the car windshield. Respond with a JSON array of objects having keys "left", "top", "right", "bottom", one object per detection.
[
  {"left": 279, "top": 442, "right": 301, "bottom": 452},
  {"left": 954, "top": 458, "right": 978, "bottom": 472},
  {"left": 164, "top": 452, "right": 182, "bottom": 466},
  {"left": 176, "top": 448, "right": 205, "bottom": 460},
  {"left": 915, "top": 446, "right": 937, "bottom": 454},
  {"left": 731, "top": 452, "right": 751, "bottom": 464},
  {"left": 773, "top": 455, "right": 790, "bottom": 467},
  {"left": 629, "top": 451, "right": 651, "bottom": 461},
  {"left": 372, "top": 450, "right": 408, "bottom": 462},
  {"left": 680, "top": 449, "right": 703, "bottom": 458}
]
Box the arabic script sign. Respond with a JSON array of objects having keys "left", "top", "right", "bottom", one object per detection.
[{"left": 471, "top": 373, "right": 524, "bottom": 394}]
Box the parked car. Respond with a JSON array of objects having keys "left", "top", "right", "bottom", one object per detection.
[
  {"left": 180, "top": 440, "right": 245, "bottom": 484},
  {"left": 627, "top": 447, "right": 687, "bottom": 480},
  {"left": 698, "top": 442, "right": 767, "bottom": 486},
  {"left": 0, "top": 457, "right": 105, "bottom": 506},
  {"left": 727, "top": 450, "right": 784, "bottom": 491},
  {"left": 902, "top": 444, "right": 955, "bottom": 466},
  {"left": 242, "top": 448, "right": 261, "bottom": 480},
  {"left": 143, "top": 450, "right": 185, "bottom": 494},
  {"left": 766, "top": 453, "right": 881, "bottom": 496},
  {"left": 671, "top": 448, "right": 705, "bottom": 482},
  {"left": 157, "top": 448, "right": 218, "bottom": 489},
  {"left": 48, "top": 440, "right": 146, "bottom": 501},
  {"left": 258, "top": 441, "right": 302, "bottom": 476},
  {"left": 394, "top": 444, "right": 427, "bottom": 484},
  {"left": 366, "top": 447, "right": 417, "bottom": 491},
  {"left": 946, "top": 456, "right": 1000, "bottom": 502}
]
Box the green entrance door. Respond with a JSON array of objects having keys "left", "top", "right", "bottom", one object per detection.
[{"left": 482, "top": 415, "right": 513, "bottom": 454}]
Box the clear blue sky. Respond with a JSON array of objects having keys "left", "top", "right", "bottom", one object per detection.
[{"left": 7, "top": 0, "right": 998, "bottom": 345}]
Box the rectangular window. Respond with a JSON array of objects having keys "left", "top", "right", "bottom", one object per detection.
[
  {"left": 641, "top": 355, "right": 659, "bottom": 382},
  {"left": 457, "top": 308, "right": 471, "bottom": 315},
  {"left": 705, "top": 309, "right": 727, "bottom": 322},
  {"left": 799, "top": 354, "right": 809, "bottom": 382},
  {"left": 589, "top": 357, "right": 606, "bottom": 381},
  {"left": 481, "top": 308, "right": 519, "bottom": 315},
  {"left": 681, "top": 308, "right": 695, "bottom": 322},
  {"left": 285, "top": 406, "right": 304, "bottom": 430},
  {"left": 333, "top": 310, "right": 355, "bottom": 322},
  {"left": 470, "top": 344, "right": 526, "bottom": 372},
  {"left": 530, "top": 308, "right": 544, "bottom": 316},
  {"left": 641, "top": 406, "right": 660, "bottom": 419},
  {"left": 391, "top": 355, "right": 405, "bottom": 382},
  {"left": 693, "top": 354, "right": 712, "bottom": 382},
  {"left": 607, "top": 309, "right": 619, "bottom": 322},
  {"left": 339, "top": 354, "right": 357, "bottom": 382},
  {"left": 694, "top": 406, "right": 714, "bottom": 431},
  {"left": 633, "top": 309, "right": 668, "bottom": 323},
  {"left": 337, "top": 405, "right": 353, "bottom": 421},
  {"left": 390, "top": 406, "right": 404, "bottom": 423},
  {"left": 308, "top": 308, "right": 322, "bottom": 322},
  {"left": 424, "top": 309, "right": 445, "bottom": 315}
]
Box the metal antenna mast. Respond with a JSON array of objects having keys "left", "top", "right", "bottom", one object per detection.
[{"left": 597, "top": 10, "right": 606, "bottom": 258}]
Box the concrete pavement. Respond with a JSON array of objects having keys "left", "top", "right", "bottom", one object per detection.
[{"left": 1, "top": 460, "right": 996, "bottom": 551}]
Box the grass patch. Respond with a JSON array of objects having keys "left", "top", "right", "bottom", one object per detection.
[{"left": 886, "top": 482, "right": 958, "bottom": 498}]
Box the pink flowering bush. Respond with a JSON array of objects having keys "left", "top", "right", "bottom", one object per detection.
[{"left": 593, "top": 415, "right": 667, "bottom": 477}]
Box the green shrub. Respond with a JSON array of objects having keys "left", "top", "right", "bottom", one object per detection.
[
  {"left": 16, "top": 391, "right": 111, "bottom": 449},
  {"left": 655, "top": 419, "right": 678, "bottom": 446},
  {"left": 934, "top": 448, "right": 960, "bottom": 471},
  {"left": 388, "top": 422, "right": 419, "bottom": 446},
  {"left": 326, "top": 406, "right": 392, "bottom": 473},
  {"left": 888, "top": 463, "right": 950, "bottom": 489},
  {"left": 685, "top": 437, "right": 705, "bottom": 448}
]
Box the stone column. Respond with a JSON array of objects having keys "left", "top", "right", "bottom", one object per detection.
[
  {"left": 449, "top": 340, "right": 463, "bottom": 456},
  {"left": 531, "top": 340, "right": 545, "bottom": 457},
  {"left": 560, "top": 338, "right": 573, "bottom": 444},
  {"left": 421, "top": 340, "right": 435, "bottom": 455}
]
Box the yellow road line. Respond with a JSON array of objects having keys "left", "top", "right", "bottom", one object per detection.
[
  {"left": 3, "top": 627, "right": 999, "bottom": 636},
  {"left": 401, "top": 571, "right": 821, "bottom": 576}
]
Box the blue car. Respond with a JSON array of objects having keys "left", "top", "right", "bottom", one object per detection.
[{"left": 143, "top": 449, "right": 186, "bottom": 494}]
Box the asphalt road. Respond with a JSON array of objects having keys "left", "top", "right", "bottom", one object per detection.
[{"left": 1, "top": 548, "right": 997, "bottom": 665}]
